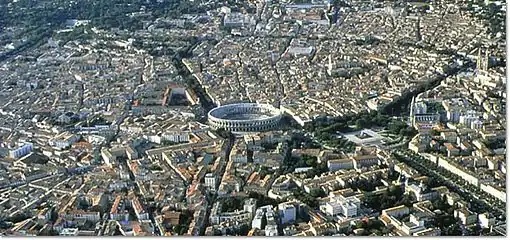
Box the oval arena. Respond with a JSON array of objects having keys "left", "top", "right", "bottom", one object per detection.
[{"left": 207, "top": 103, "right": 282, "bottom": 132}]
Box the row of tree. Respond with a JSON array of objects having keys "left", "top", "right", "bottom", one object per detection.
[{"left": 396, "top": 151, "right": 504, "bottom": 217}]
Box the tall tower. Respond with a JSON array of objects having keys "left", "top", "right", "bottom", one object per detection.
[
  {"left": 476, "top": 48, "right": 482, "bottom": 70},
  {"left": 410, "top": 96, "right": 416, "bottom": 126},
  {"left": 410, "top": 95, "right": 416, "bottom": 115},
  {"left": 327, "top": 54, "right": 333, "bottom": 75},
  {"left": 415, "top": 16, "right": 422, "bottom": 42},
  {"left": 484, "top": 49, "right": 489, "bottom": 71},
  {"left": 274, "top": 90, "right": 281, "bottom": 109},
  {"left": 476, "top": 47, "right": 490, "bottom": 75}
]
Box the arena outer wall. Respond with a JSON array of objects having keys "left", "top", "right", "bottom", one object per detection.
[{"left": 207, "top": 103, "right": 282, "bottom": 132}]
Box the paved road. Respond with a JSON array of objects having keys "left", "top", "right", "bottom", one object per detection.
[{"left": 393, "top": 150, "right": 505, "bottom": 218}]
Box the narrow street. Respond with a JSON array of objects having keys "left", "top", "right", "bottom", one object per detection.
[
  {"left": 173, "top": 41, "right": 217, "bottom": 115},
  {"left": 202, "top": 134, "right": 235, "bottom": 235}
]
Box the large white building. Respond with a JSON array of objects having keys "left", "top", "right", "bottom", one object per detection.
[
  {"left": 402, "top": 214, "right": 426, "bottom": 235},
  {"left": 321, "top": 195, "right": 360, "bottom": 217},
  {"left": 405, "top": 182, "right": 439, "bottom": 202},
  {"left": 204, "top": 173, "right": 217, "bottom": 190},
  {"left": 323, "top": 201, "right": 343, "bottom": 216},
  {"left": 48, "top": 133, "right": 80, "bottom": 150},
  {"left": 480, "top": 183, "right": 506, "bottom": 202},
  {"left": 223, "top": 12, "right": 250, "bottom": 27},
  {"left": 412, "top": 113, "right": 440, "bottom": 130},
  {"left": 471, "top": 119, "right": 483, "bottom": 129},
  {"left": 252, "top": 210, "right": 265, "bottom": 229},
  {"left": 442, "top": 98, "right": 469, "bottom": 123},
  {"left": 9, "top": 143, "right": 33, "bottom": 159},
  {"left": 209, "top": 199, "right": 257, "bottom": 225},
  {"left": 459, "top": 110, "right": 480, "bottom": 127},
  {"left": 252, "top": 205, "right": 275, "bottom": 230},
  {"left": 454, "top": 208, "right": 477, "bottom": 225},
  {"left": 382, "top": 205, "right": 410, "bottom": 218},
  {"left": 478, "top": 213, "right": 495, "bottom": 229},
  {"left": 278, "top": 202, "right": 296, "bottom": 224},
  {"left": 146, "top": 131, "right": 190, "bottom": 144},
  {"left": 59, "top": 228, "right": 79, "bottom": 236},
  {"left": 327, "top": 158, "right": 353, "bottom": 171},
  {"left": 243, "top": 198, "right": 257, "bottom": 216},
  {"left": 265, "top": 225, "right": 278, "bottom": 236},
  {"left": 63, "top": 211, "right": 101, "bottom": 222},
  {"left": 162, "top": 131, "right": 190, "bottom": 143},
  {"left": 414, "top": 102, "right": 428, "bottom": 115}
]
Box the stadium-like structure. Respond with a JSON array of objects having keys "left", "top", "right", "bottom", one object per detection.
[{"left": 208, "top": 103, "right": 282, "bottom": 132}]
